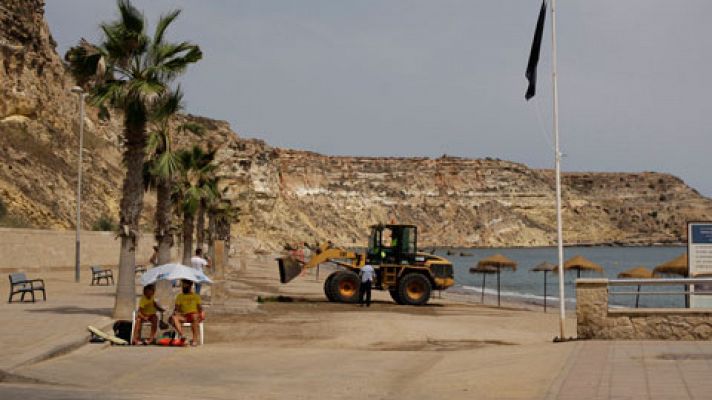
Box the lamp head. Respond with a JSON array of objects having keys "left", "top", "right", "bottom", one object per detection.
[{"left": 70, "top": 86, "right": 84, "bottom": 94}]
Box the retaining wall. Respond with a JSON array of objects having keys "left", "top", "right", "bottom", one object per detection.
[
  {"left": 0, "top": 228, "right": 158, "bottom": 273},
  {"left": 577, "top": 279, "right": 712, "bottom": 340}
]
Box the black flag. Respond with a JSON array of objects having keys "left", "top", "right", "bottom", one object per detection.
[{"left": 525, "top": 0, "right": 547, "bottom": 100}]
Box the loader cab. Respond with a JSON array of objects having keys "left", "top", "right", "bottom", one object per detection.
[{"left": 367, "top": 224, "right": 417, "bottom": 265}]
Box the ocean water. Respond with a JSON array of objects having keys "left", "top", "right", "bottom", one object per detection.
[{"left": 440, "top": 246, "right": 687, "bottom": 308}]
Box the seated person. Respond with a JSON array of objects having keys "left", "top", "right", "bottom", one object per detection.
[
  {"left": 132, "top": 284, "right": 165, "bottom": 345},
  {"left": 171, "top": 280, "right": 205, "bottom": 346}
]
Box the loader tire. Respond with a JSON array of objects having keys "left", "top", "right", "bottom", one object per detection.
[
  {"left": 389, "top": 288, "right": 403, "bottom": 305},
  {"left": 330, "top": 271, "right": 361, "bottom": 303},
  {"left": 397, "top": 273, "right": 432, "bottom": 306},
  {"left": 324, "top": 272, "right": 338, "bottom": 302}
]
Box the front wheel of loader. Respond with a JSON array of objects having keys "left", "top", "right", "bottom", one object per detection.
[
  {"left": 397, "top": 273, "right": 432, "bottom": 306},
  {"left": 329, "top": 271, "right": 361, "bottom": 303},
  {"left": 324, "top": 272, "right": 338, "bottom": 302}
]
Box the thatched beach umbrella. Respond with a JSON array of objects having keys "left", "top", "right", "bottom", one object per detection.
[
  {"left": 653, "top": 253, "right": 688, "bottom": 277},
  {"left": 469, "top": 265, "right": 498, "bottom": 303},
  {"left": 477, "top": 254, "right": 517, "bottom": 307},
  {"left": 531, "top": 262, "right": 557, "bottom": 312},
  {"left": 617, "top": 266, "right": 655, "bottom": 308},
  {"left": 557, "top": 255, "right": 604, "bottom": 278}
]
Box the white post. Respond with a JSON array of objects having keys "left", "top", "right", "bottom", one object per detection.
[
  {"left": 73, "top": 87, "right": 85, "bottom": 283},
  {"left": 551, "top": 0, "right": 566, "bottom": 339}
]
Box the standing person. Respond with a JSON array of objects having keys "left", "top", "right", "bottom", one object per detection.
[
  {"left": 149, "top": 246, "right": 159, "bottom": 267},
  {"left": 190, "top": 248, "right": 210, "bottom": 295},
  {"left": 359, "top": 264, "right": 375, "bottom": 307}
]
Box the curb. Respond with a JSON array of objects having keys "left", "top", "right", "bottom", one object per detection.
[{"left": 9, "top": 319, "right": 114, "bottom": 372}]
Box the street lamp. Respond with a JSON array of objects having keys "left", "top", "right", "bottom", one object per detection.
[{"left": 71, "top": 86, "right": 85, "bottom": 283}]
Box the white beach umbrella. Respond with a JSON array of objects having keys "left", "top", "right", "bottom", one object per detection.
[{"left": 140, "top": 263, "right": 213, "bottom": 286}]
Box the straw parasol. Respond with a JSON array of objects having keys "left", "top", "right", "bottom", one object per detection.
[
  {"left": 617, "top": 266, "right": 655, "bottom": 308},
  {"left": 477, "top": 254, "right": 517, "bottom": 307},
  {"left": 556, "top": 255, "right": 604, "bottom": 278},
  {"left": 469, "top": 265, "right": 498, "bottom": 303},
  {"left": 531, "top": 262, "right": 557, "bottom": 312},
  {"left": 653, "top": 253, "right": 688, "bottom": 277}
]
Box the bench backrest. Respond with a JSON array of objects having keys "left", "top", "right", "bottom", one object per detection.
[
  {"left": 91, "top": 266, "right": 102, "bottom": 273},
  {"left": 9, "top": 272, "right": 27, "bottom": 284}
]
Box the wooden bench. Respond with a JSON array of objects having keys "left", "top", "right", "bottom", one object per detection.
[
  {"left": 8, "top": 273, "right": 46, "bottom": 303},
  {"left": 90, "top": 266, "right": 114, "bottom": 286}
]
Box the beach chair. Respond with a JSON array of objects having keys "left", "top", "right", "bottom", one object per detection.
[
  {"left": 90, "top": 266, "right": 114, "bottom": 286},
  {"left": 131, "top": 311, "right": 204, "bottom": 345},
  {"left": 8, "top": 272, "right": 46, "bottom": 303}
]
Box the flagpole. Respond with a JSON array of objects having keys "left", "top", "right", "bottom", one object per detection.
[{"left": 550, "top": 0, "right": 566, "bottom": 340}]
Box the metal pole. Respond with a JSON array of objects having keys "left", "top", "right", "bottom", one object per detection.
[
  {"left": 497, "top": 268, "right": 501, "bottom": 307},
  {"left": 75, "top": 92, "right": 85, "bottom": 283},
  {"left": 481, "top": 274, "right": 486, "bottom": 303},
  {"left": 551, "top": 0, "right": 566, "bottom": 340},
  {"left": 544, "top": 271, "right": 548, "bottom": 312}
]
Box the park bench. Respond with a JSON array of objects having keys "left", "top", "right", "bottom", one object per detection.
[
  {"left": 90, "top": 266, "right": 114, "bottom": 286},
  {"left": 8, "top": 272, "right": 46, "bottom": 303}
]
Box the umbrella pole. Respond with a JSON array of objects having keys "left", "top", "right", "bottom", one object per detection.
[
  {"left": 544, "top": 271, "right": 548, "bottom": 312},
  {"left": 481, "top": 274, "right": 486, "bottom": 303},
  {"left": 497, "top": 268, "right": 501, "bottom": 307},
  {"left": 635, "top": 284, "right": 640, "bottom": 308},
  {"left": 577, "top": 268, "right": 581, "bottom": 279}
]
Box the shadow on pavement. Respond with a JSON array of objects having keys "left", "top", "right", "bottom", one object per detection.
[{"left": 25, "top": 306, "right": 112, "bottom": 317}]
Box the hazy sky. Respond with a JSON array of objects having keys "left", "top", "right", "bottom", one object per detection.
[{"left": 45, "top": 1, "right": 712, "bottom": 195}]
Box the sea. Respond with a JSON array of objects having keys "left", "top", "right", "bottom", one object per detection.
[{"left": 441, "top": 246, "right": 687, "bottom": 309}]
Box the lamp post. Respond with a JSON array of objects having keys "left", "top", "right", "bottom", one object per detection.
[{"left": 71, "top": 86, "right": 85, "bottom": 283}]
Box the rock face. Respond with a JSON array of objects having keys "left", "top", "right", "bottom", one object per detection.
[
  {"left": 0, "top": 0, "right": 124, "bottom": 229},
  {"left": 1, "top": 1, "right": 711, "bottom": 248}
]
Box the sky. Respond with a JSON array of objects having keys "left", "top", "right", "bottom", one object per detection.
[{"left": 45, "top": 1, "right": 712, "bottom": 195}]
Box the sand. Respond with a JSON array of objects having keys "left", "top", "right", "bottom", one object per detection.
[{"left": 9, "top": 255, "right": 579, "bottom": 399}]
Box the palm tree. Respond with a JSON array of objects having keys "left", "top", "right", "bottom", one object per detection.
[
  {"left": 175, "top": 146, "right": 216, "bottom": 265},
  {"left": 145, "top": 88, "right": 204, "bottom": 265},
  {"left": 65, "top": 0, "right": 201, "bottom": 318}
]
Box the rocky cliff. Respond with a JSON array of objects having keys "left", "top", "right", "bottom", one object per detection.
[{"left": 1, "top": 1, "right": 711, "bottom": 248}]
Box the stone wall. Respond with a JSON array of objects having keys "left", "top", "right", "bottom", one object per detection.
[
  {"left": 0, "top": 227, "right": 158, "bottom": 272},
  {"left": 576, "top": 279, "right": 712, "bottom": 340}
]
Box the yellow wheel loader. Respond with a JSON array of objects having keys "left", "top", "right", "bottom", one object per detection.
[{"left": 278, "top": 224, "right": 455, "bottom": 306}]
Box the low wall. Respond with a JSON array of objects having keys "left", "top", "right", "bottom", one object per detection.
[
  {"left": 576, "top": 279, "right": 712, "bottom": 340},
  {"left": 0, "top": 227, "right": 158, "bottom": 273}
]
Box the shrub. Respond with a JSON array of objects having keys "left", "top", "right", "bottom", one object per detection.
[
  {"left": 92, "top": 215, "right": 116, "bottom": 231},
  {"left": 0, "top": 197, "right": 6, "bottom": 219}
]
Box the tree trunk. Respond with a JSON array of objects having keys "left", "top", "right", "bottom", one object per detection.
[
  {"left": 196, "top": 202, "right": 205, "bottom": 251},
  {"left": 207, "top": 210, "right": 216, "bottom": 259},
  {"left": 155, "top": 177, "right": 173, "bottom": 265},
  {"left": 182, "top": 211, "right": 194, "bottom": 265},
  {"left": 113, "top": 118, "right": 147, "bottom": 320}
]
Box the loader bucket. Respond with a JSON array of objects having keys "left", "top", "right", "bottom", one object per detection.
[{"left": 278, "top": 256, "right": 302, "bottom": 284}]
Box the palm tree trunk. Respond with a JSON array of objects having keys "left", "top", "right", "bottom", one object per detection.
[
  {"left": 207, "top": 210, "right": 216, "bottom": 259},
  {"left": 182, "top": 211, "right": 194, "bottom": 265},
  {"left": 196, "top": 202, "right": 205, "bottom": 251},
  {"left": 155, "top": 177, "right": 173, "bottom": 265},
  {"left": 113, "top": 119, "right": 147, "bottom": 319}
]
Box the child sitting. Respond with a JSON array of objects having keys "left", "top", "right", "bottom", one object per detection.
[
  {"left": 171, "top": 280, "right": 205, "bottom": 346},
  {"left": 132, "top": 284, "right": 165, "bottom": 345}
]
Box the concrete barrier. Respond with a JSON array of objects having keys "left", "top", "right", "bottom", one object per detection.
[
  {"left": 0, "top": 227, "right": 158, "bottom": 273},
  {"left": 576, "top": 278, "right": 712, "bottom": 340}
]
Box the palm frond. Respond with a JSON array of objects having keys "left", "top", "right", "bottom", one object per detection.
[{"left": 153, "top": 9, "right": 181, "bottom": 47}]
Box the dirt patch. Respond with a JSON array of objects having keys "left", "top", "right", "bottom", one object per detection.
[
  {"left": 656, "top": 353, "right": 712, "bottom": 361},
  {"left": 370, "top": 339, "right": 516, "bottom": 352}
]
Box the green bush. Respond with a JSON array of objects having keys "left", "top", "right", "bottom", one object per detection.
[
  {"left": 0, "top": 197, "right": 6, "bottom": 219},
  {"left": 92, "top": 215, "right": 116, "bottom": 231}
]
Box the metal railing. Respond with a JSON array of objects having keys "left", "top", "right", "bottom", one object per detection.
[{"left": 609, "top": 278, "right": 712, "bottom": 308}]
